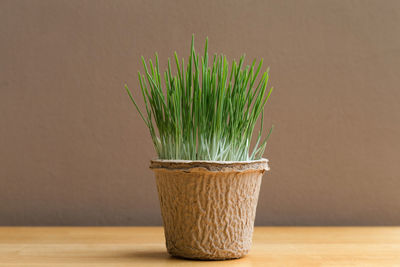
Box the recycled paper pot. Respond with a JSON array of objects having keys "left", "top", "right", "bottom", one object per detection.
[{"left": 150, "top": 158, "right": 269, "bottom": 260}]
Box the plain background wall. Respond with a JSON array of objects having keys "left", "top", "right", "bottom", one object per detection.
[{"left": 1, "top": 0, "right": 400, "bottom": 226}]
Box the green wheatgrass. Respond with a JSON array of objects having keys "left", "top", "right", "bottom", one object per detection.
[{"left": 125, "top": 35, "right": 273, "bottom": 161}]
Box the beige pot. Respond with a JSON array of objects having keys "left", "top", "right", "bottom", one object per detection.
[{"left": 150, "top": 158, "right": 269, "bottom": 260}]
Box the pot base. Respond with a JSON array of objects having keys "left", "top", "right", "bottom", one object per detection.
[{"left": 168, "top": 250, "right": 247, "bottom": 261}]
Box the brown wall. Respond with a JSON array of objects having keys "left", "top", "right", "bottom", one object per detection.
[{"left": 1, "top": 0, "right": 400, "bottom": 226}]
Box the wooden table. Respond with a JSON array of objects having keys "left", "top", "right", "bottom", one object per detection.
[{"left": 0, "top": 227, "right": 399, "bottom": 266}]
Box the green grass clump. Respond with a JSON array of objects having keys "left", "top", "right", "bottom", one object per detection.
[{"left": 125, "top": 35, "right": 273, "bottom": 161}]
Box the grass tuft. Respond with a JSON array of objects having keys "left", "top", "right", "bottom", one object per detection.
[{"left": 125, "top": 35, "right": 273, "bottom": 161}]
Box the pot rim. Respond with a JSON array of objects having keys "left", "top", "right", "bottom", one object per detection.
[
  {"left": 150, "top": 158, "right": 269, "bottom": 172},
  {"left": 151, "top": 158, "right": 268, "bottom": 164}
]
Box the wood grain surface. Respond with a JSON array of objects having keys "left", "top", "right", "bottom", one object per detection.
[{"left": 0, "top": 227, "right": 399, "bottom": 266}]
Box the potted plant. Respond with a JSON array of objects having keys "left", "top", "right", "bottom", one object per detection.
[{"left": 125, "top": 36, "right": 273, "bottom": 260}]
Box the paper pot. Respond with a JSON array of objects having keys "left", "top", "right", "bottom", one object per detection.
[{"left": 150, "top": 158, "right": 269, "bottom": 260}]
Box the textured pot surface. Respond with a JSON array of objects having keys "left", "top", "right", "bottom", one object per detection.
[{"left": 150, "top": 159, "right": 269, "bottom": 260}]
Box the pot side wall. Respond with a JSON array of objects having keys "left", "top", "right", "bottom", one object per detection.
[{"left": 153, "top": 167, "right": 264, "bottom": 260}]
